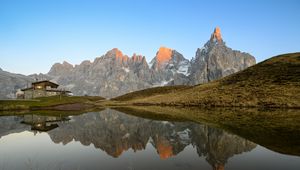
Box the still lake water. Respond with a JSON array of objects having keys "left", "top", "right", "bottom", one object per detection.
[{"left": 0, "top": 108, "right": 299, "bottom": 170}]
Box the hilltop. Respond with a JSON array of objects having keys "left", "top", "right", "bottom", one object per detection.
[{"left": 112, "top": 53, "right": 300, "bottom": 108}]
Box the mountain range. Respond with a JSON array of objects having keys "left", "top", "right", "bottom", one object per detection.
[{"left": 0, "top": 27, "right": 255, "bottom": 98}]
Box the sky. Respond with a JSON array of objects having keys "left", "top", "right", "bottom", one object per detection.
[{"left": 0, "top": 0, "right": 299, "bottom": 75}]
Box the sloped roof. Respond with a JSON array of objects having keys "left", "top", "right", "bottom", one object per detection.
[{"left": 32, "top": 80, "right": 59, "bottom": 87}]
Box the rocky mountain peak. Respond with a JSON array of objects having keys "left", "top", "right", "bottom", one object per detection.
[
  {"left": 48, "top": 61, "right": 74, "bottom": 76},
  {"left": 210, "top": 26, "right": 223, "bottom": 43},
  {"left": 62, "top": 61, "right": 73, "bottom": 68},
  {"left": 131, "top": 53, "right": 144, "bottom": 62},
  {"left": 150, "top": 47, "right": 174, "bottom": 71},
  {"left": 104, "top": 48, "right": 129, "bottom": 63},
  {"left": 189, "top": 27, "right": 255, "bottom": 85},
  {"left": 106, "top": 48, "right": 123, "bottom": 58},
  {"left": 129, "top": 54, "right": 149, "bottom": 68},
  {"left": 110, "top": 48, "right": 123, "bottom": 57},
  {"left": 156, "top": 47, "right": 173, "bottom": 64},
  {"left": 79, "top": 60, "right": 92, "bottom": 65},
  {"left": 115, "top": 48, "right": 124, "bottom": 58},
  {"left": 148, "top": 47, "right": 190, "bottom": 82}
]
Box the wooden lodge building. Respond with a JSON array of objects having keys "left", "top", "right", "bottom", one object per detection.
[{"left": 20, "top": 80, "right": 71, "bottom": 99}]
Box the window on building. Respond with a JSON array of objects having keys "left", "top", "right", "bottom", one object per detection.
[{"left": 36, "top": 85, "right": 42, "bottom": 89}]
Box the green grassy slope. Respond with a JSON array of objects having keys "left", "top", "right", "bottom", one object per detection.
[
  {"left": 113, "top": 85, "right": 190, "bottom": 101},
  {"left": 0, "top": 96, "right": 105, "bottom": 110},
  {"left": 112, "top": 53, "right": 300, "bottom": 108}
]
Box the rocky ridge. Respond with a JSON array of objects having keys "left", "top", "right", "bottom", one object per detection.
[
  {"left": 0, "top": 27, "right": 255, "bottom": 98},
  {"left": 43, "top": 27, "right": 255, "bottom": 98}
]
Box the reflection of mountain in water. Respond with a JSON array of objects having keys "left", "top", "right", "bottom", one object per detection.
[
  {"left": 0, "top": 116, "right": 30, "bottom": 138},
  {"left": 192, "top": 125, "right": 255, "bottom": 170},
  {"left": 47, "top": 109, "right": 256, "bottom": 169},
  {"left": 0, "top": 109, "right": 256, "bottom": 169}
]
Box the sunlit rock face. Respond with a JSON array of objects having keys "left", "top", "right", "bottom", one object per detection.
[
  {"left": 151, "top": 47, "right": 173, "bottom": 71},
  {"left": 46, "top": 109, "right": 256, "bottom": 168},
  {"left": 150, "top": 47, "right": 191, "bottom": 85},
  {"left": 210, "top": 26, "right": 223, "bottom": 43}
]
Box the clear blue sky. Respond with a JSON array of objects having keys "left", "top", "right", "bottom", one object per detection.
[{"left": 0, "top": 0, "right": 299, "bottom": 75}]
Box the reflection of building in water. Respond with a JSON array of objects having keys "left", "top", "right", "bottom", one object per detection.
[
  {"left": 21, "top": 114, "right": 69, "bottom": 132},
  {"left": 46, "top": 109, "right": 256, "bottom": 169}
]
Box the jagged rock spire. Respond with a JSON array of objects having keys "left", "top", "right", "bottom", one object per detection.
[{"left": 210, "top": 26, "right": 223, "bottom": 43}]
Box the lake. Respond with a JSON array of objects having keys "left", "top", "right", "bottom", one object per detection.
[{"left": 0, "top": 108, "right": 299, "bottom": 170}]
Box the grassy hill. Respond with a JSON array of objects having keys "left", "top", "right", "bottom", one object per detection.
[
  {"left": 112, "top": 53, "right": 300, "bottom": 108},
  {"left": 113, "top": 85, "right": 190, "bottom": 101}
]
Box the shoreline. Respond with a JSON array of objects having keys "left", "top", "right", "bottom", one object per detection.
[{"left": 1, "top": 98, "right": 300, "bottom": 111}]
